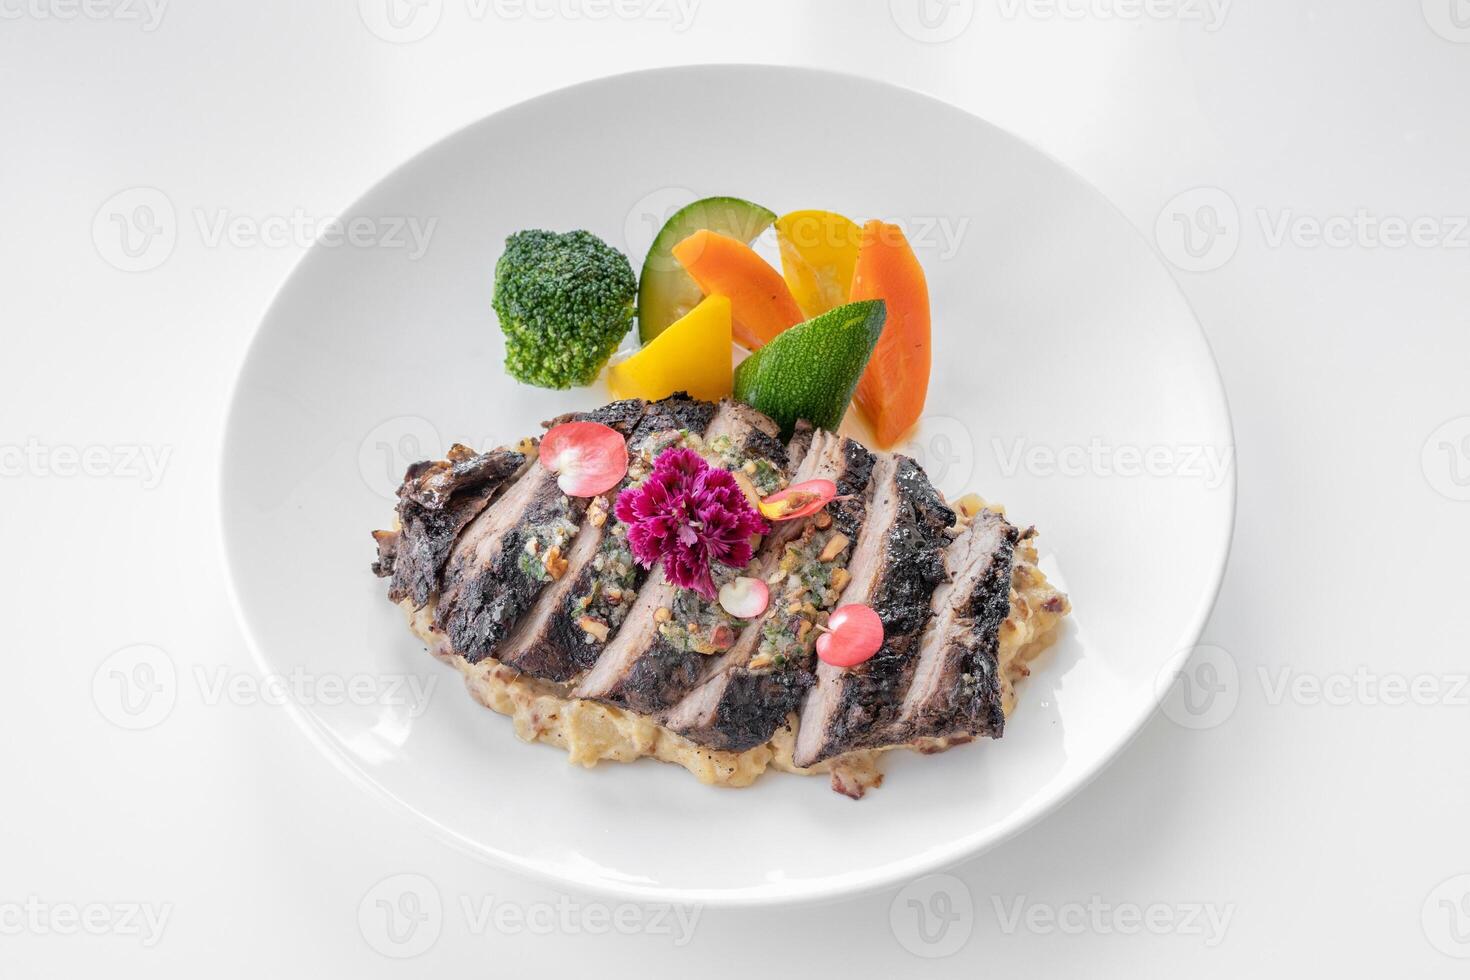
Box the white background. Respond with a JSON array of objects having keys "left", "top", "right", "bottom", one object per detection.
[{"left": 3, "top": 0, "right": 1468, "bottom": 975}]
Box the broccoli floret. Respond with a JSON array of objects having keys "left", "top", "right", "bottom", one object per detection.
[{"left": 492, "top": 229, "right": 636, "bottom": 389}]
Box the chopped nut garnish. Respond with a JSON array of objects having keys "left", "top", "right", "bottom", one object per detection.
[
  {"left": 818, "top": 533, "right": 850, "bottom": 563},
  {"left": 742, "top": 460, "right": 757, "bottom": 474},
  {"left": 524, "top": 538, "right": 540, "bottom": 555},
  {"left": 578, "top": 616, "right": 609, "bottom": 642},
  {"left": 589, "top": 505, "right": 608, "bottom": 528},
  {"left": 544, "top": 545, "right": 568, "bottom": 580},
  {"left": 786, "top": 600, "right": 803, "bottom": 614},
  {"left": 813, "top": 510, "right": 832, "bottom": 530},
  {"left": 831, "top": 567, "right": 851, "bottom": 592},
  {"left": 747, "top": 652, "right": 775, "bottom": 671}
]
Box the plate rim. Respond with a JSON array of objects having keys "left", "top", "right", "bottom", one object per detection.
[{"left": 216, "top": 62, "right": 1237, "bottom": 908}]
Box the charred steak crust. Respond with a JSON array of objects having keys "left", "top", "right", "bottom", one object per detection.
[
  {"left": 826, "top": 457, "right": 953, "bottom": 746},
  {"left": 542, "top": 397, "right": 645, "bottom": 435},
  {"left": 904, "top": 513, "right": 1020, "bottom": 740},
  {"left": 631, "top": 392, "right": 718, "bottom": 442},
  {"left": 371, "top": 445, "right": 528, "bottom": 609},
  {"left": 371, "top": 399, "right": 1068, "bottom": 792},
  {"left": 577, "top": 401, "right": 786, "bottom": 713},
  {"left": 492, "top": 400, "right": 653, "bottom": 682},
  {"left": 664, "top": 434, "right": 878, "bottom": 754},
  {"left": 436, "top": 475, "right": 586, "bottom": 664},
  {"left": 735, "top": 426, "right": 788, "bottom": 473},
  {"left": 497, "top": 394, "right": 721, "bottom": 683},
  {"left": 794, "top": 454, "right": 956, "bottom": 764},
  {"left": 831, "top": 439, "right": 875, "bottom": 534},
  {"left": 705, "top": 667, "right": 813, "bottom": 752},
  {"left": 611, "top": 641, "right": 710, "bottom": 715}
]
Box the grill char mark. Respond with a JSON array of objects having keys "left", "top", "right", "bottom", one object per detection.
[
  {"left": 495, "top": 394, "right": 718, "bottom": 683},
  {"left": 572, "top": 401, "right": 785, "bottom": 714},
  {"left": 897, "top": 509, "right": 1019, "bottom": 742},
  {"left": 433, "top": 460, "right": 584, "bottom": 664},
  {"left": 371, "top": 399, "right": 1072, "bottom": 794},
  {"left": 371, "top": 445, "right": 528, "bottom": 609},
  {"left": 791, "top": 453, "right": 955, "bottom": 768},
  {"left": 661, "top": 430, "right": 876, "bottom": 752}
]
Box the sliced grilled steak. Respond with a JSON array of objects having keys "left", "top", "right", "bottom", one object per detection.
[
  {"left": 434, "top": 458, "right": 587, "bottom": 664},
  {"left": 791, "top": 453, "right": 955, "bottom": 767},
  {"left": 494, "top": 394, "right": 718, "bottom": 683},
  {"left": 663, "top": 430, "right": 875, "bottom": 752},
  {"left": 371, "top": 444, "right": 528, "bottom": 609},
  {"left": 541, "top": 397, "right": 647, "bottom": 435},
  {"left": 573, "top": 401, "right": 787, "bottom": 714},
  {"left": 624, "top": 391, "right": 718, "bottom": 447},
  {"left": 895, "top": 509, "right": 1019, "bottom": 742}
]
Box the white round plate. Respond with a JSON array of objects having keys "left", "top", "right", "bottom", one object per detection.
[{"left": 220, "top": 66, "right": 1233, "bottom": 907}]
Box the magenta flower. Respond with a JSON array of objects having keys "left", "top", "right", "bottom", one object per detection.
[{"left": 615, "top": 447, "right": 768, "bottom": 600}]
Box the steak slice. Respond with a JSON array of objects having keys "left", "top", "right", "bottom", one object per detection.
[
  {"left": 895, "top": 509, "right": 1019, "bottom": 743},
  {"left": 572, "top": 401, "right": 788, "bottom": 714},
  {"left": 663, "top": 430, "right": 876, "bottom": 752},
  {"left": 791, "top": 453, "right": 955, "bottom": 767},
  {"left": 494, "top": 394, "right": 718, "bottom": 683},
  {"left": 433, "top": 456, "right": 586, "bottom": 663},
  {"left": 371, "top": 444, "right": 528, "bottom": 609}
]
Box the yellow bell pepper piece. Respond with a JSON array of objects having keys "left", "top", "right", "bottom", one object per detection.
[
  {"left": 607, "top": 295, "right": 733, "bottom": 402},
  {"left": 775, "top": 210, "right": 863, "bottom": 319}
]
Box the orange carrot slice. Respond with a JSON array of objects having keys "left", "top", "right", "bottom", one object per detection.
[
  {"left": 671, "top": 230, "right": 804, "bottom": 350},
  {"left": 851, "top": 220, "right": 931, "bottom": 448}
]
